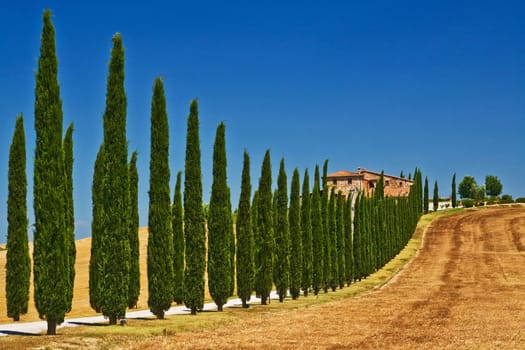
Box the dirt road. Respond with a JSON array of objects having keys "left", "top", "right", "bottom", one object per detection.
[{"left": 152, "top": 206, "right": 525, "bottom": 349}]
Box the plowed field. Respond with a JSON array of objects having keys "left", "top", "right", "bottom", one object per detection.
[{"left": 149, "top": 206, "right": 525, "bottom": 349}]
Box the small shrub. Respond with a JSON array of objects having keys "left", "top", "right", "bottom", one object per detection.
[
  {"left": 500, "top": 194, "right": 514, "bottom": 204},
  {"left": 515, "top": 197, "right": 525, "bottom": 204},
  {"left": 462, "top": 199, "right": 474, "bottom": 208}
]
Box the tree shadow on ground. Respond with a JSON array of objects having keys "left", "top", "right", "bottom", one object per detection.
[
  {"left": 66, "top": 321, "right": 109, "bottom": 327},
  {"left": 0, "top": 330, "right": 41, "bottom": 336}
]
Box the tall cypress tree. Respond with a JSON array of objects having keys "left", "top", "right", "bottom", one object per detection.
[
  {"left": 433, "top": 180, "right": 439, "bottom": 212},
  {"left": 183, "top": 99, "right": 206, "bottom": 315},
  {"left": 6, "top": 115, "right": 30, "bottom": 321},
  {"left": 172, "top": 172, "right": 185, "bottom": 304},
  {"left": 147, "top": 78, "right": 174, "bottom": 319},
  {"left": 274, "top": 159, "right": 290, "bottom": 302},
  {"left": 311, "top": 165, "right": 323, "bottom": 295},
  {"left": 255, "top": 150, "right": 273, "bottom": 305},
  {"left": 423, "top": 176, "right": 429, "bottom": 214},
  {"left": 63, "top": 123, "right": 75, "bottom": 313},
  {"left": 300, "top": 169, "right": 312, "bottom": 297},
  {"left": 336, "top": 191, "right": 346, "bottom": 289},
  {"left": 208, "top": 122, "right": 233, "bottom": 311},
  {"left": 33, "top": 9, "right": 69, "bottom": 335},
  {"left": 289, "top": 168, "right": 302, "bottom": 300},
  {"left": 128, "top": 151, "right": 140, "bottom": 308},
  {"left": 328, "top": 188, "right": 338, "bottom": 291},
  {"left": 100, "top": 33, "right": 131, "bottom": 325},
  {"left": 90, "top": 144, "right": 104, "bottom": 313},
  {"left": 451, "top": 173, "right": 457, "bottom": 208},
  {"left": 321, "top": 160, "right": 331, "bottom": 293},
  {"left": 236, "top": 151, "right": 254, "bottom": 308},
  {"left": 344, "top": 193, "right": 354, "bottom": 286}
]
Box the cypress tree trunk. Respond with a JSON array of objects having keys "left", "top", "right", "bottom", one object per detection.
[
  {"left": 300, "top": 169, "right": 312, "bottom": 297},
  {"left": 128, "top": 151, "right": 140, "bottom": 308},
  {"left": 183, "top": 100, "right": 206, "bottom": 315},
  {"left": 433, "top": 181, "right": 439, "bottom": 212},
  {"left": 289, "top": 168, "right": 302, "bottom": 300},
  {"left": 208, "top": 122, "right": 233, "bottom": 311},
  {"left": 172, "top": 171, "right": 185, "bottom": 304},
  {"left": 236, "top": 151, "right": 254, "bottom": 308},
  {"left": 311, "top": 165, "right": 323, "bottom": 295},
  {"left": 255, "top": 150, "right": 273, "bottom": 305},
  {"left": 63, "top": 123, "right": 76, "bottom": 312},
  {"left": 90, "top": 144, "right": 104, "bottom": 312},
  {"left": 33, "top": 10, "right": 69, "bottom": 335},
  {"left": 274, "top": 159, "right": 290, "bottom": 303},
  {"left": 148, "top": 78, "right": 174, "bottom": 318},
  {"left": 100, "top": 33, "right": 131, "bottom": 324},
  {"left": 6, "top": 115, "right": 30, "bottom": 321}
]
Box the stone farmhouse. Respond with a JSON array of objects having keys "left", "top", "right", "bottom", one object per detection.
[{"left": 326, "top": 167, "right": 413, "bottom": 199}]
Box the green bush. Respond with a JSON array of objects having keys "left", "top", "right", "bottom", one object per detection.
[
  {"left": 462, "top": 199, "right": 474, "bottom": 208},
  {"left": 515, "top": 197, "right": 525, "bottom": 204},
  {"left": 500, "top": 194, "right": 514, "bottom": 204}
]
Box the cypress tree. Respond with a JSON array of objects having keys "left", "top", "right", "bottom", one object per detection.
[
  {"left": 289, "top": 168, "right": 302, "bottom": 300},
  {"left": 274, "top": 159, "right": 290, "bottom": 302},
  {"left": 236, "top": 151, "right": 254, "bottom": 308},
  {"left": 33, "top": 9, "right": 69, "bottom": 335},
  {"left": 208, "top": 122, "right": 233, "bottom": 311},
  {"left": 63, "top": 123, "right": 75, "bottom": 313},
  {"left": 336, "top": 191, "right": 346, "bottom": 289},
  {"left": 147, "top": 78, "right": 174, "bottom": 319},
  {"left": 352, "top": 193, "right": 362, "bottom": 281},
  {"left": 300, "top": 169, "right": 312, "bottom": 297},
  {"left": 424, "top": 176, "right": 429, "bottom": 214},
  {"left": 451, "top": 173, "right": 457, "bottom": 208},
  {"left": 344, "top": 193, "right": 354, "bottom": 286},
  {"left": 328, "top": 188, "right": 338, "bottom": 291},
  {"left": 183, "top": 99, "right": 206, "bottom": 315},
  {"left": 433, "top": 180, "right": 439, "bottom": 212},
  {"left": 100, "top": 33, "right": 131, "bottom": 325},
  {"left": 6, "top": 115, "right": 30, "bottom": 321},
  {"left": 128, "top": 151, "right": 140, "bottom": 308},
  {"left": 321, "top": 160, "right": 331, "bottom": 293},
  {"left": 311, "top": 165, "right": 323, "bottom": 295},
  {"left": 255, "top": 150, "right": 273, "bottom": 305},
  {"left": 172, "top": 171, "right": 185, "bottom": 304},
  {"left": 89, "top": 144, "right": 104, "bottom": 312}
]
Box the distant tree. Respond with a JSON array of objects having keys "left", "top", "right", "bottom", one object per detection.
[
  {"left": 400, "top": 170, "right": 405, "bottom": 178},
  {"left": 475, "top": 185, "right": 486, "bottom": 201},
  {"left": 374, "top": 171, "right": 385, "bottom": 200},
  {"left": 289, "top": 168, "right": 302, "bottom": 300},
  {"left": 183, "top": 99, "right": 206, "bottom": 315},
  {"left": 458, "top": 176, "right": 477, "bottom": 199},
  {"left": 236, "top": 151, "right": 254, "bottom": 308},
  {"left": 172, "top": 171, "right": 185, "bottom": 304},
  {"left": 208, "top": 123, "right": 233, "bottom": 311},
  {"left": 99, "top": 33, "right": 131, "bottom": 325},
  {"left": 274, "top": 159, "right": 290, "bottom": 302},
  {"left": 89, "top": 145, "right": 104, "bottom": 313},
  {"left": 63, "top": 123, "right": 75, "bottom": 313},
  {"left": 423, "top": 177, "right": 429, "bottom": 214},
  {"left": 451, "top": 173, "right": 457, "bottom": 208},
  {"left": 147, "top": 78, "right": 174, "bottom": 319},
  {"left": 300, "top": 169, "right": 312, "bottom": 297},
  {"left": 433, "top": 181, "right": 439, "bottom": 212},
  {"left": 321, "top": 160, "right": 331, "bottom": 293},
  {"left": 485, "top": 175, "right": 503, "bottom": 197},
  {"left": 255, "top": 150, "right": 273, "bottom": 305},
  {"left": 311, "top": 165, "right": 323, "bottom": 295},
  {"left": 33, "top": 9, "right": 69, "bottom": 335},
  {"left": 128, "top": 151, "right": 140, "bottom": 308},
  {"left": 6, "top": 115, "right": 30, "bottom": 321}
]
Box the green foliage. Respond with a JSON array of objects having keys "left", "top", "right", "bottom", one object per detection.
[
  {"left": 128, "top": 151, "right": 140, "bottom": 308},
  {"left": 321, "top": 160, "right": 330, "bottom": 293},
  {"left": 451, "top": 173, "right": 457, "bottom": 208},
  {"left": 289, "top": 168, "right": 302, "bottom": 300},
  {"left": 328, "top": 188, "right": 338, "bottom": 291},
  {"left": 515, "top": 197, "right": 525, "bottom": 204},
  {"left": 344, "top": 193, "right": 354, "bottom": 286},
  {"left": 336, "top": 192, "right": 346, "bottom": 289},
  {"left": 33, "top": 9, "right": 69, "bottom": 334},
  {"left": 485, "top": 175, "right": 503, "bottom": 197},
  {"left": 433, "top": 181, "right": 439, "bottom": 212},
  {"left": 6, "top": 115, "right": 30, "bottom": 321},
  {"left": 236, "top": 151, "right": 254, "bottom": 308},
  {"left": 147, "top": 77, "right": 174, "bottom": 319},
  {"left": 90, "top": 145, "right": 104, "bottom": 313},
  {"left": 63, "top": 123, "right": 75, "bottom": 313},
  {"left": 274, "top": 159, "right": 290, "bottom": 302},
  {"left": 172, "top": 172, "right": 185, "bottom": 304},
  {"left": 311, "top": 165, "right": 323, "bottom": 295},
  {"left": 423, "top": 177, "right": 429, "bottom": 214},
  {"left": 500, "top": 194, "right": 514, "bottom": 203},
  {"left": 100, "top": 33, "right": 131, "bottom": 324},
  {"left": 300, "top": 169, "right": 313, "bottom": 297},
  {"left": 462, "top": 199, "right": 474, "bottom": 208},
  {"left": 255, "top": 150, "right": 273, "bottom": 305},
  {"left": 208, "top": 123, "right": 233, "bottom": 311},
  {"left": 183, "top": 99, "right": 206, "bottom": 315},
  {"left": 458, "top": 175, "right": 477, "bottom": 199}
]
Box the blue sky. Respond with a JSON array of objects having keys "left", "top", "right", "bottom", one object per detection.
[{"left": 0, "top": 1, "right": 523, "bottom": 242}]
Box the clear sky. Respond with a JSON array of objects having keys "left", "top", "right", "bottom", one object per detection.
[{"left": 0, "top": 1, "right": 523, "bottom": 242}]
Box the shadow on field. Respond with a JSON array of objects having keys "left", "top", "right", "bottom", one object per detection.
[
  {"left": 67, "top": 321, "right": 109, "bottom": 327},
  {"left": 0, "top": 330, "right": 41, "bottom": 336}
]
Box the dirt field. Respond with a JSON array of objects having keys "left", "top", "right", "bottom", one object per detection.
[{"left": 131, "top": 206, "right": 525, "bottom": 349}]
